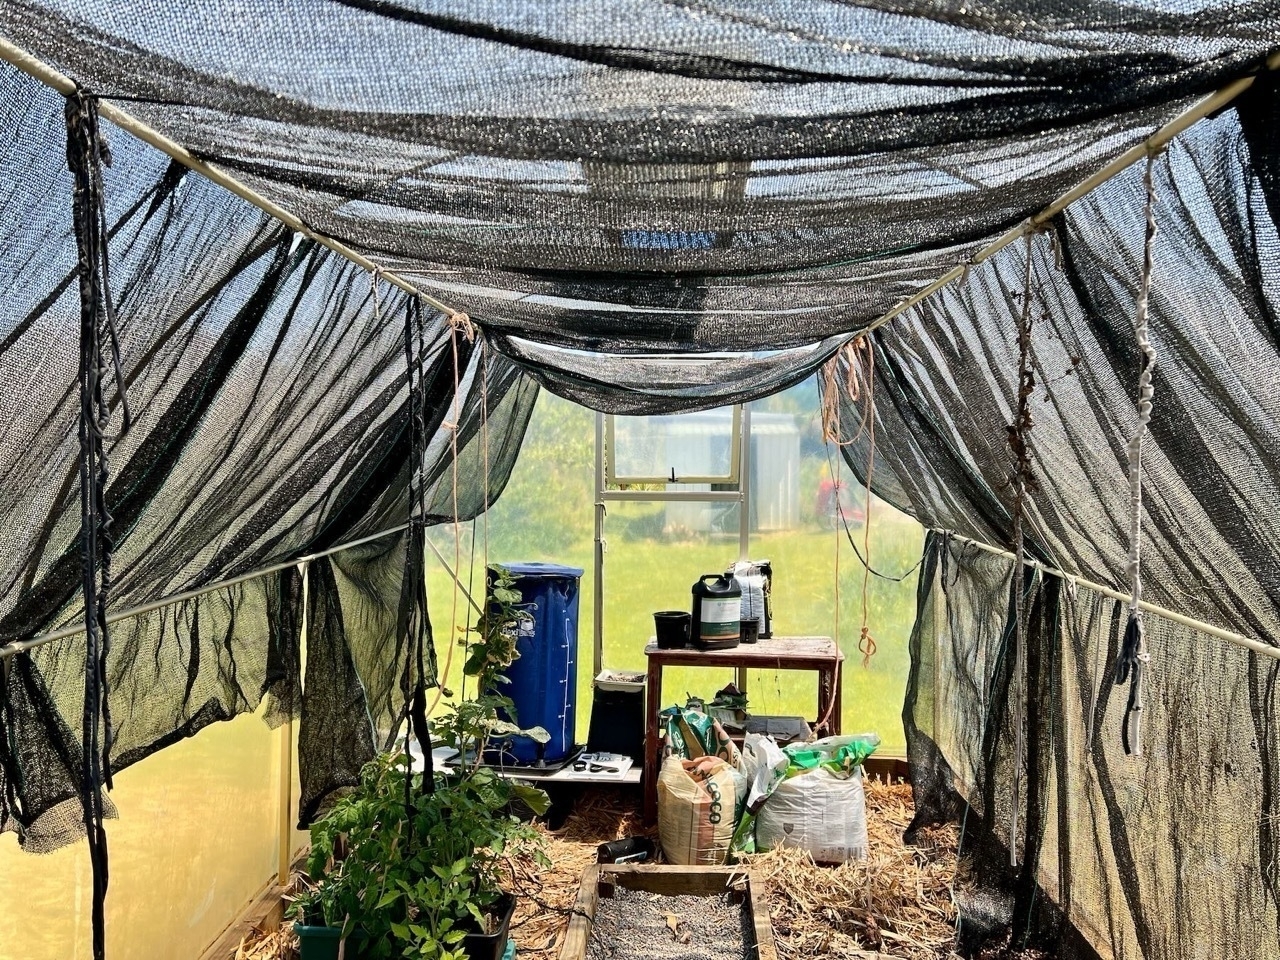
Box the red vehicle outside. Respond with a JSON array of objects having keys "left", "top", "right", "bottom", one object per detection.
[{"left": 816, "top": 475, "right": 865, "bottom": 529}]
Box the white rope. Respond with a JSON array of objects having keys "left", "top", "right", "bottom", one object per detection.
[
  {"left": 1117, "top": 154, "right": 1160, "bottom": 757},
  {"left": 1127, "top": 157, "right": 1159, "bottom": 621}
]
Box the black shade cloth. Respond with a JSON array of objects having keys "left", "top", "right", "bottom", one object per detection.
[
  {"left": 3, "top": 0, "right": 1277, "bottom": 359},
  {"left": 0, "top": 65, "right": 537, "bottom": 847},
  {"left": 1, "top": 7, "right": 1280, "bottom": 958},
  {"left": 839, "top": 80, "right": 1280, "bottom": 959},
  {"left": 903, "top": 533, "right": 1280, "bottom": 959}
]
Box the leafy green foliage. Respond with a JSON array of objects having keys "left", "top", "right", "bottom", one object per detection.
[
  {"left": 288, "top": 565, "right": 552, "bottom": 955},
  {"left": 435, "top": 564, "right": 548, "bottom": 768},
  {"left": 289, "top": 752, "right": 550, "bottom": 959}
]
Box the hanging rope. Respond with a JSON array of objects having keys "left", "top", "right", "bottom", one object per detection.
[
  {"left": 817, "top": 334, "right": 880, "bottom": 732},
  {"left": 66, "top": 86, "right": 130, "bottom": 960},
  {"left": 452, "top": 329, "right": 493, "bottom": 716},
  {"left": 395, "top": 288, "right": 435, "bottom": 803},
  {"left": 428, "top": 311, "right": 476, "bottom": 718},
  {"left": 820, "top": 337, "right": 872, "bottom": 448},
  {"left": 821, "top": 335, "right": 880, "bottom": 667},
  {"left": 1008, "top": 230, "right": 1041, "bottom": 868},
  {"left": 1116, "top": 155, "right": 1160, "bottom": 758},
  {"left": 856, "top": 340, "right": 879, "bottom": 668}
]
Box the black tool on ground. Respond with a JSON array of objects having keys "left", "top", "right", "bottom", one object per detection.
[{"left": 597, "top": 837, "right": 657, "bottom": 865}]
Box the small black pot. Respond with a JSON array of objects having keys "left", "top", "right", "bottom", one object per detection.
[
  {"left": 654, "top": 611, "right": 690, "bottom": 649},
  {"left": 463, "top": 893, "right": 516, "bottom": 960}
]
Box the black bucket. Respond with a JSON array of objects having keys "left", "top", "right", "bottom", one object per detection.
[{"left": 654, "top": 610, "right": 690, "bottom": 649}]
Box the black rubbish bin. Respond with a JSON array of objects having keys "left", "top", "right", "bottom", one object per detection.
[{"left": 586, "top": 671, "right": 645, "bottom": 764}]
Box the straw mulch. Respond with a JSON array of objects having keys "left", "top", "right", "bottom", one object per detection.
[
  {"left": 233, "top": 778, "right": 964, "bottom": 960},
  {"left": 507, "top": 787, "right": 653, "bottom": 959},
  {"left": 743, "top": 777, "right": 964, "bottom": 959},
  {"left": 234, "top": 924, "right": 298, "bottom": 960},
  {"left": 508, "top": 779, "right": 963, "bottom": 960}
]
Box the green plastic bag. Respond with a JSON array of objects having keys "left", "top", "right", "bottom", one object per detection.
[
  {"left": 783, "top": 733, "right": 880, "bottom": 779},
  {"left": 661, "top": 707, "right": 739, "bottom": 764}
]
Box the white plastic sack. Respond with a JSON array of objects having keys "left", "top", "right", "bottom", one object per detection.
[
  {"left": 739, "top": 733, "right": 788, "bottom": 815},
  {"left": 657, "top": 755, "right": 738, "bottom": 865},
  {"left": 755, "top": 765, "right": 868, "bottom": 862}
]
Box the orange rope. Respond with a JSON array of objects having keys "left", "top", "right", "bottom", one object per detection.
[
  {"left": 429, "top": 312, "right": 474, "bottom": 714},
  {"left": 858, "top": 345, "right": 878, "bottom": 667},
  {"left": 820, "top": 338, "right": 873, "bottom": 447},
  {"left": 817, "top": 334, "right": 880, "bottom": 731}
]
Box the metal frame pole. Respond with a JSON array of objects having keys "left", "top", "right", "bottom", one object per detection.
[
  {"left": 857, "top": 50, "right": 1280, "bottom": 339},
  {"left": 2, "top": 522, "right": 414, "bottom": 660},
  {"left": 736, "top": 405, "right": 751, "bottom": 691},
  {"left": 593, "top": 412, "right": 606, "bottom": 679},
  {"left": 946, "top": 533, "right": 1280, "bottom": 662}
]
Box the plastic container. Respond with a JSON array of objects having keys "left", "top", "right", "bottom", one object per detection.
[
  {"left": 691, "top": 573, "right": 741, "bottom": 649},
  {"left": 740, "top": 619, "right": 760, "bottom": 644},
  {"left": 490, "top": 563, "right": 583, "bottom": 764},
  {"left": 463, "top": 893, "right": 516, "bottom": 960},
  {"left": 594, "top": 669, "right": 645, "bottom": 692},
  {"left": 654, "top": 610, "right": 690, "bottom": 649},
  {"left": 727, "top": 559, "right": 773, "bottom": 639},
  {"left": 597, "top": 836, "right": 657, "bottom": 864},
  {"left": 293, "top": 925, "right": 366, "bottom": 960},
  {"left": 293, "top": 924, "right": 342, "bottom": 960},
  {"left": 588, "top": 671, "right": 645, "bottom": 762}
]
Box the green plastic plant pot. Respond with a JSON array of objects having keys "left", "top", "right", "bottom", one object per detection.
[{"left": 293, "top": 923, "right": 343, "bottom": 960}]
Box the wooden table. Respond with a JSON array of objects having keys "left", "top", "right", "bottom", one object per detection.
[{"left": 642, "top": 635, "right": 843, "bottom": 823}]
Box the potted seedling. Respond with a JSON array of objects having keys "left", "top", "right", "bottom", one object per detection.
[
  {"left": 292, "top": 565, "right": 549, "bottom": 960},
  {"left": 287, "top": 867, "right": 362, "bottom": 960}
]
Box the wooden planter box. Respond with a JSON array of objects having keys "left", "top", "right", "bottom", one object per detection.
[{"left": 560, "top": 864, "right": 777, "bottom": 960}]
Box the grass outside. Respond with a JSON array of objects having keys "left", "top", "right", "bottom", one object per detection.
[
  {"left": 426, "top": 365, "right": 925, "bottom": 758},
  {"left": 427, "top": 508, "right": 923, "bottom": 756}
]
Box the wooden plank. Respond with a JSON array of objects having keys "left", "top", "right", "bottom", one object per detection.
[
  {"left": 863, "top": 755, "right": 911, "bottom": 783},
  {"left": 197, "top": 876, "right": 287, "bottom": 960},
  {"left": 600, "top": 863, "right": 751, "bottom": 897},
  {"left": 560, "top": 864, "right": 601, "bottom": 960},
  {"left": 746, "top": 871, "right": 779, "bottom": 960},
  {"left": 643, "top": 654, "right": 663, "bottom": 823},
  {"left": 198, "top": 851, "right": 309, "bottom": 960},
  {"left": 644, "top": 636, "right": 842, "bottom": 669}
]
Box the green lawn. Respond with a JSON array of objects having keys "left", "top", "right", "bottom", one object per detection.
[
  {"left": 425, "top": 393, "right": 925, "bottom": 755},
  {"left": 427, "top": 514, "right": 922, "bottom": 755}
]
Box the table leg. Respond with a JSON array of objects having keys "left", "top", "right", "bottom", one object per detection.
[
  {"left": 817, "top": 663, "right": 841, "bottom": 737},
  {"left": 644, "top": 658, "right": 662, "bottom": 824},
  {"left": 831, "top": 659, "right": 843, "bottom": 735}
]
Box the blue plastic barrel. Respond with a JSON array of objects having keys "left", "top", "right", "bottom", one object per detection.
[{"left": 489, "top": 562, "right": 583, "bottom": 764}]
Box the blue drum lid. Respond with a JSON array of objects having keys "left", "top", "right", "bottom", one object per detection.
[{"left": 499, "top": 561, "right": 584, "bottom": 579}]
